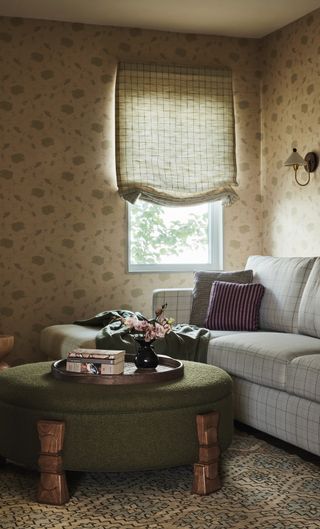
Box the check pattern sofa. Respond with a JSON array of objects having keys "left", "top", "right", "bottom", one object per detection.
[
  {"left": 153, "top": 256, "right": 320, "bottom": 456},
  {"left": 40, "top": 255, "right": 320, "bottom": 456}
]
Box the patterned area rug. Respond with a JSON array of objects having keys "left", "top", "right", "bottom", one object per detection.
[{"left": 0, "top": 429, "right": 319, "bottom": 529}]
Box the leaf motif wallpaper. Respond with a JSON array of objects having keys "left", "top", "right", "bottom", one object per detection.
[
  {"left": 0, "top": 17, "right": 262, "bottom": 362},
  {"left": 2, "top": 7, "right": 319, "bottom": 363},
  {"left": 261, "top": 9, "right": 320, "bottom": 256}
]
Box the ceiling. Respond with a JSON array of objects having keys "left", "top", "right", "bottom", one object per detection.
[{"left": 0, "top": 0, "right": 320, "bottom": 38}]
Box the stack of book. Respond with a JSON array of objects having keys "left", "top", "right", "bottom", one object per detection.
[{"left": 66, "top": 348, "right": 125, "bottom": 375}]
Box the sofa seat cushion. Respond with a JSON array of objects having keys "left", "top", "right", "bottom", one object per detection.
[
  {"left": 40, "top": 324, "right": 243, "bottom": 360},
  {"left": 286, "top": 354, "right": 320, "bottom": 403},
  {"left": 246, "top": 255, "right": 315, "bottom": 333},
  {"left": 207, "top": 332, "right": 320, "bottom": 391},
  {"left": 208, "top": 330, "right": 246, "bottom": 338},
  {"left": 40, "top": 324, "right": 99, "bottom": 359}
]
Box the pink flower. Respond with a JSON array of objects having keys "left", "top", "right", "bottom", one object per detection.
[
  {"left": 133, "top": 320, "right": 149, "bottom": 332},
  {"left": 122, "top": 306, "right": 173, "bottom": 341},
  {"left": 144, "top": 327, "right": 156, "bottom": 342}
]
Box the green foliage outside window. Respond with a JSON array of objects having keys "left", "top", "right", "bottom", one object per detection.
[{"left": 130, "top": 201, "right": 208, "bottom": 264}]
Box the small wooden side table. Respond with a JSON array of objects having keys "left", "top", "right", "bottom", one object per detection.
[{"left": 0, "top": 335, "right": 14, "bottom": 371}]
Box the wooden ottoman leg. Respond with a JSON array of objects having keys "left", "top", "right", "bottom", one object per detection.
[
  {"left": 37, "top": 420, "right": 69, "bottom": 505},
  {"left": 192, "top": 411, "right": 221, "bottom": 495}
]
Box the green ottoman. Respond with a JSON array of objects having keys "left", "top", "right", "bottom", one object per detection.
[{"left": 0, "top": 360, "right": 233, "bottom": 504}]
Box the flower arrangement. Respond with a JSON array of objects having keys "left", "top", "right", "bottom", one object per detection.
[{"left": 122, "top": 303, "right": 174, "bottom": 343}]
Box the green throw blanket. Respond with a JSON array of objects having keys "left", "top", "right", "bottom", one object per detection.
[{"left": 75, "top": 310, "right": 210, "bottom": 364}]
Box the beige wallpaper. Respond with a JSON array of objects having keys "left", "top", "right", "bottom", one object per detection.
[
  {"left": 0, "top": 17, "right": 263, "bottom": 363},
  {"left": 261, "top": 9, "right": 320, "bottom": 256}
]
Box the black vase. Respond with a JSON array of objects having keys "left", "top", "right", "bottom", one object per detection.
[{"left": 134, "top": 339, "right": 159, "bottom": 369}]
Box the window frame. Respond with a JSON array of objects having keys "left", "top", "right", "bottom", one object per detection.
[{"left": 127, "top": 201, "right": 223, "bottom": 273}]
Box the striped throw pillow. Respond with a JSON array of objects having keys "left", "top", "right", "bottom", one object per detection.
[{"left": 205, "top": 281, "right": 265, "bottom": 331}]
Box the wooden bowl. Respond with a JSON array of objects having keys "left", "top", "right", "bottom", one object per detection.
[{"left": 0, "top": 335, "right": 14, "bottom": 358}]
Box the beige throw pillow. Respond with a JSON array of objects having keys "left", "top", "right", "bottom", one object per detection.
[{"left": 190, "top": 269, "right": 253, "bottom": 327}]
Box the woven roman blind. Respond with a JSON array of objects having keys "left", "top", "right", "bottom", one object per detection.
[{"left": 116, "top": 63, "right": 238, "bottom": 206}]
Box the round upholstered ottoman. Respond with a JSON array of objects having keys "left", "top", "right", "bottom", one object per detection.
[{"left": 0, "top": 360, "right": 233, "bottom": 503}]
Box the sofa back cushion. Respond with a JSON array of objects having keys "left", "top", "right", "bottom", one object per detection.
[
  {"left": 205, "top": 281, "right": 265, "bottom": 331},
  {"left": 190, "top": 269, "right": 253, "bottom": 327},
  {"left": 298, "top": 257, "right": 320, "bottom": 338},
  {"left": 246, "top": 255, "right": 315, "bottom": 333}
]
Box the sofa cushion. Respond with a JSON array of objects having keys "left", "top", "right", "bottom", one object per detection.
[
  {"left": 286, "top": 354, "right": 320, "bottom": 403},
  {"left": 40, "top": 324, "right": 99, "bottom": 359},
  {"left": 208, "top": 330, "right": 246, "bottom": 338},
  {"left": 207, "top": 331, "right": 320, "bottom": 391},
  {"left": 298, "top": 257, "right": 320, "bottom": 339},
  {"left": 190, "top": 269, "right": 253, "bottom": 327},
  {"left": 246, "top": 255, "right": 315, "bottom": 333},
  {"left": 205, "top": 281, "right": 265, "bottom": 331}
]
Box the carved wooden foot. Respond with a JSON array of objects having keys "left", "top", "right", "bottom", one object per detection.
[
  {"left": 37, "top": 420, "right": 69, "bottom": 505},
  {"left": 192, "top": 411, "right": 221, "bottom": 495}
]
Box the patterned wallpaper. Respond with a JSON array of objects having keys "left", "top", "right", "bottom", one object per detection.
[
  {"left": 261, "top": 9, "right": 320, "bottom": 256},
  {"left": 1, "top": 16, "right": 262, "bottom": 363}
]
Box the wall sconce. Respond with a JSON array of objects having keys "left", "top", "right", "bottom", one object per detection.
[{"left": 284, "top": 148, "right": 319, "bottom": 186}]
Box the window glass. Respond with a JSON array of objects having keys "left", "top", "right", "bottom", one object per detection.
[{"left": 128, "top": 201, "right": 222, "bottom": 272}]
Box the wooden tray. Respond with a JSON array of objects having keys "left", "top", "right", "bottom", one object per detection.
[{"left": 51, "top": 354, "right": 184, "bottom": 385}]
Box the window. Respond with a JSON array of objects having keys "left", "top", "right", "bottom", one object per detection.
[
  {"left": 128, "top": 201, "right": 223, "bottom": 272},
  {"left": 116, "top": 63, "right": 237, "bottom": 272}
]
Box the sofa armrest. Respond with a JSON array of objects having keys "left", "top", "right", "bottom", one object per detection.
[{"left": 152, "top": 288, "right": 193, "bottom": 324}]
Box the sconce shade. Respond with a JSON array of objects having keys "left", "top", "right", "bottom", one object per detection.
[
  {"left": 284, "top": 147, "right": 318, "bottom": 187},
  {"left": 284, "top": 148, "right": 306, "bottom": 167}
]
